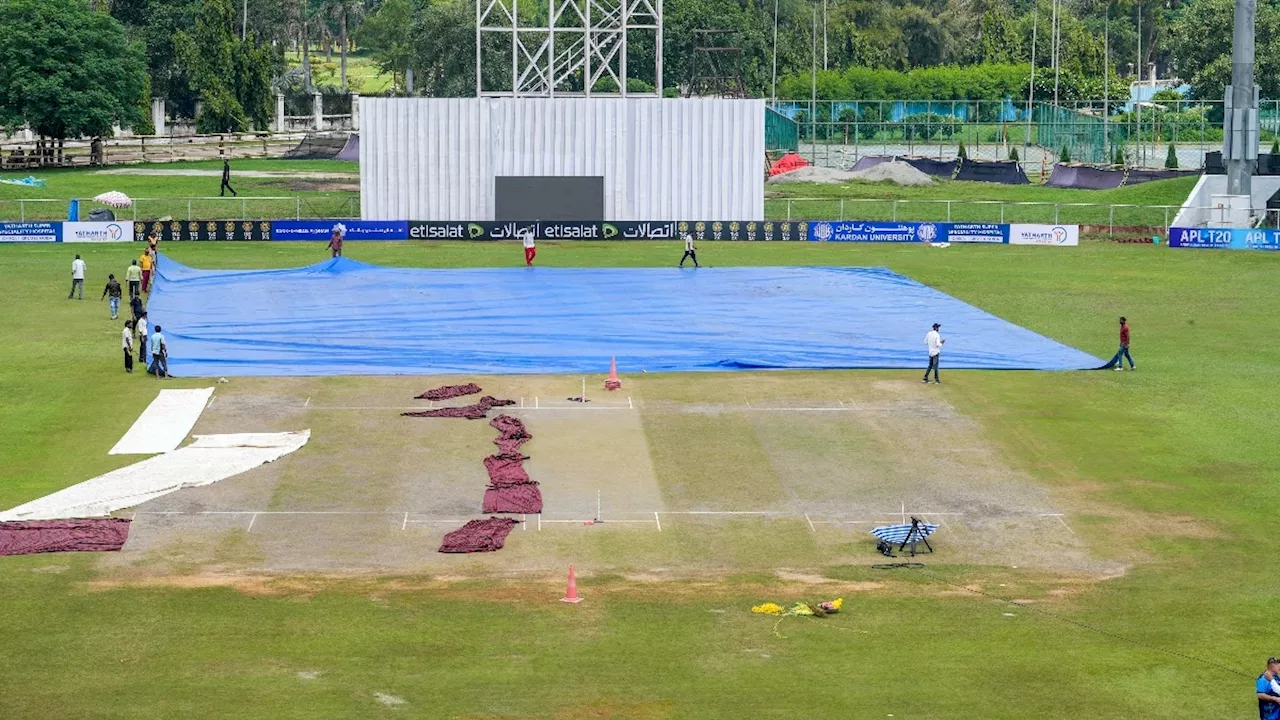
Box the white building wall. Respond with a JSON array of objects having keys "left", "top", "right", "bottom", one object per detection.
[{"left": 361, "top": 97, "right": 764, "bottom": 221}]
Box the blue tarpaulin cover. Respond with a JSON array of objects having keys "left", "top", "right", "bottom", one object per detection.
[{"left": 147, "top": 256, "right": 1102, "bottom": 377}]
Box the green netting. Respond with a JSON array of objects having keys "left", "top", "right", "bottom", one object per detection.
[{"left": 766, "top": 108, "right": 799, "bottom": 152}]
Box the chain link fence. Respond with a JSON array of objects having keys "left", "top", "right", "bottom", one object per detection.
[
  {"left": 0, "top": 196, "right": 360, "bottom": 222},
  {"left": 771, "top": 99, "right": 1280, "bottom": 176}
]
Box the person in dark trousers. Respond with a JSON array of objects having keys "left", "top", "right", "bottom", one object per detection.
[
  {"left": 148, "top": 325, "right": 168, "bottom": 378},
  {"left": 220, "top": 158, "right": 237, "bottom": 197},
  {"left": 125, "top": 259, "right": 142, "bottom": 299},
  {"left": 679, "top": 232, "right": 699, "bottom": 268},
  {"left": 1107, "top": 316, "right": 1135, "bottom": 371},
  {"left": 923, "top": 323, "right": 944, "bottom": 384},
  {"left": 69, "top": 254, "right": 86, "bottom": 299},
  {"left": 136, "top": 312, "right": 149, "bottom": 366},
  {"left": 328, "top": 227, "right": 344, "bottom": 258},
  {"left": 122, "top": 320, "right": 134, "bottom": 373},
  {"left": 102, "top": 273, "right": 122, "bottom": 319},
  {"left": 1257, "top": 657, "right": 1280, "bottom": 720},
  {"left": 130, "top": 293, "right": 145, "bottom": 325}
]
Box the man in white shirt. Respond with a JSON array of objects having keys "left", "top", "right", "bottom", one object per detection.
[
  {"left": 520, "top": 227, "right": 536, "bottom": 266},
  {"left": 679, "top": 232, "right": 699, "bottom": 268},
  {"left": 68, "top": 254, "right": 86, "bottom": 299},
  {"left": 136, "top": 313, "right": 149, "bottom": 365},
  {"left": 122, "top": 321, "right": 134, "bottom": 374},
  {"left": 923, "top": 323, "right": 944, "bottom": 384}
]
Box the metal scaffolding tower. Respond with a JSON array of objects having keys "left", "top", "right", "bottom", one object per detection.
[{"left": 476, "top": 0, "right": 663, "bottom": 97}]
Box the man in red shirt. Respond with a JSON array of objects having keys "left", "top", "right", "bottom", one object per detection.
[{"left": 1108, "top": 316, "right": 1135, "bottom": 371}]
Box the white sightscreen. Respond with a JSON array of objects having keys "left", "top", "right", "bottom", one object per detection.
[{"left": 360, "top": 97, "right": 764, "bottom": 221}]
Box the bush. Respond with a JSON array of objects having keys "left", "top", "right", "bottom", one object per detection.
[
  {"left": 1060, "top": 145, "right": 1071, "bottom": 163},
  {"left": 1009, "top": 146, "right": 1019, "bottom": 161},
  {"left": 958, "top": 141, "right": 967, "bottom": 159},
  {"left": 902, "top": 112, "right": 957, "bottom": 141},
  {"left": 1165, "top": 143, "right": 1179, "bottom": 169},
  {"left": 1271, "top": 138, "right": 1279, "bottom": 155},
  {"left": 1114, "top": 146, "right": 1125, "bottom": 166}
]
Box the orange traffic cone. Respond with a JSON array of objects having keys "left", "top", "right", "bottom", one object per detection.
[
  {"left": 604, "top": 356, "right": 622, "bottom": 391},
  {"left": 560, "top": 564, "right": 584, "bottom": 603}
]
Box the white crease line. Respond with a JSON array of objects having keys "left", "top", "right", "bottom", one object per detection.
[
  {"left": 522, "top": 513, "right": 527, "bottom": 531},
  {"left": 401, "top": 512, "right": 408, "bottom": 531},
  {"left": 1055, "top": 516, "right": 1077, "bottom": 536},
  {"left": 805, "top": 513, "right": 816, "bottom": 532},
  {"left": 654, "top": 511, "right": 662, "bottom": 532},
  {"left": 246, "top": 512, "right": 259, "bottom": 533},
  {"left": 303, "top": 397, "right": 310, "bottom": 408},
  {"left": 628, "top": 396, "right": 634, "bottom": 409},
  {"left": 540, "top": 519, "right": 654, "bottom": 524},
  {"left": 306, "top": 405, "right": 632, "bottom": 412},
  {"left": 537, "top": 513, "right": 542, "bottom": 532}
]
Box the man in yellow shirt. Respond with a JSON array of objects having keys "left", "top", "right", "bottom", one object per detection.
[{"left": 139, "top": 252, "right": 154, "bottom": 293}]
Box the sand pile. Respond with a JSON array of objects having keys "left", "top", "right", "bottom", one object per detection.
[{"left": 765, "top": 161, "right": 934, "bottom": 186}]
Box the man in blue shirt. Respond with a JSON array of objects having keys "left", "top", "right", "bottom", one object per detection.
[
  {"left": 1257, "top": 657, "right": 1280, "bottom": 720},
  {"left": 147, "top": 325, "right": 168, "bottom": 378}
]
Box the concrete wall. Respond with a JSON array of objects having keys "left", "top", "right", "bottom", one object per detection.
[
  {"left": 360, "top": 97, "right": 765, "bottom": 221},
  {"left": 1171, "top": 174, "right": 1280, "bottom": 227}
]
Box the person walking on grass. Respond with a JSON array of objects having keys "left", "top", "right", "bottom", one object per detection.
[
  {"left": 147, "top": 325, "right": 169, "bottom": 378},
  {"left": 1107, "top": 316, "right": 1136, "bottom": 371},
  {"left": 68, "top": 254, "right": 85, "bottom": 300},
  {"left": 1257, "top": 657, "right": 1280, "bottom": 720},
  {"left": 125, "top": 259, "right": 142, "bottom": 299},
  {"left": 328, "top": 226, "right": 344, "bottom": 258},
  {"left": 102, "top": 274, "right": 122, "bottom": 319},
  {"left": 139, "top": 250, "right": 154, "bottom": 293},
  {"left": 520, "top": 226, "right": 537, "bottom": 266},
  {"left": 136, "top": 312, "right": 149, "bottom": 366},
  {"left": 130, "top": 292, "right": 144, "bottom": 326},
  {"left": 679, "top": 232, "right": 699, "bottom": 268},
  {"left": 923, "top": 323, "right": 944, "bottom": 384},
  {"left": 121, "top": 320, "right": 134, "bottom": 374},
  {"left": 220, "top": 157, "right": 237, "bottom": 197}
]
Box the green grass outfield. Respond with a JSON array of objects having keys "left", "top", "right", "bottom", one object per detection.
[
  {"left": 3, "top": 160, "right": 1196, "bottom": 225},
  {"left": 3, "top": 240, "right": 1279, "bottom": 718},
  {"left": 767, "top": 175, "right": 1198, "bottom": 225}
]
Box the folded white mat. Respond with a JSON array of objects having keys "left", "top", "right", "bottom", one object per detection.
[
  {"left": 0, "top": 431, "right": 309, "bottom": 521},
  {"left": 109, "top": 388, "right": 216, "bottom": 455}
]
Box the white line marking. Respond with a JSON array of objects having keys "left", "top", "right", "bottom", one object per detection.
[
  {"left": 628, "top": 396, "right": 634, "bottom": 410},
  {"left": 1054, "top": 516, "right": 1077, "bottom": 536},
  {"left": 654, "top": 511, "right": 662, "bottom": 531},
  {"left": 537, "top": 513, "right": 542, "bottom": 532},
  {"left": 303, "top": 397, "right": 310, "bottom": 408},
  {"left": 745, "top": 399, "right": 752, "bottom": 408},
  {"left": 541, "top": 519, "right": 655, "bottom": 524},
  {"left": 805, "top": 513, "right": 816, "bottom": 532},
  {"left": 246, "top": 512, "right": 259, "bottom": 532},
  {"left": 837, "top": 399, "right": 845, "bottom": 407},
  {"left": 522, "top": 514, "right": 527, "bottom": 531},
  {"left": 307, "top": 405, "right": 631, "bottom": 412},
  {"left": 901, "top": 502, "right": 906, "bottom": 524},
  {"left": 401, "top": 512, "right": 408, "bottom": 531},
  {"left": 535, "top": 397, "right": 539, "bottom": 409}
]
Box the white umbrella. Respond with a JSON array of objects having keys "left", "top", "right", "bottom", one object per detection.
[{"left": 93, "top": 191, "right": 133, "bottom": 208}]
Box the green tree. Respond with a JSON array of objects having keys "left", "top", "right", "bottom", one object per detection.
[
  {"left": 175, "top": 0, "right": 274, "bottom": 132},
  {"left": 1114, "top": 146, "right": 1125, "bottom": 166},
  {"left": 0, "top": 0, "right": 148, "bottom": 140},
  {"left": 1009, "top": 146, "right": 1019, "bottom": 161},
  {"left": 358, "top": 0, "right": 415, "bottom": 93},
  {"left": 958, "top": 140, "right": 968, "bottom": 159},
  {"left": 1165, "top": 143, "right": 1179, "bottom": 168},
  {"left": 1060, "top": 145, "right": 1071, "bottom": 163},
  {"left": 1168, "top": 0, "right": 1280, "bottom": 99}
]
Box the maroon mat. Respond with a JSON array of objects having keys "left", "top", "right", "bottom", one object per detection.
[
  {"left": 438, "top": 517, "right": 519, "bottom": 553},
  {"left": 403, "top": 396, "right": 516, "bottom": 420},
  {"left": 484, "top": 453, "right": 531, "bottom": 486},
  {"left": 491, "top": 414, "right": 533, "bottom": 453},
  {"left": 483, "top": 484, "right": 543, "bottom": 514},
  {"left": 416, "top": 383, "right": 482, "bottom": 401},
  {"left": 0, "top": 518, "right": 132, "bottom": 556}
]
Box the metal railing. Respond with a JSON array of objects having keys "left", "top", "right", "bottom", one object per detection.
[
  {"left": 0, "top": 196, "right": 360, "bottom": 222},
  {"left": 766, "top": 197, "right": 1223, "bottom": 233}
]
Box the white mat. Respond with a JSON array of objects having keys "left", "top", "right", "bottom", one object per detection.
[
  {"left": 0, "top": 431, "right": 309, "bottom": 521},
  {"left": 109, "top": 388, "right": 216, "bottom": 455}
]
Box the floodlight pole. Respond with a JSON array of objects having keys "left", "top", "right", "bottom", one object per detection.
[{"left": 1225, "top": 0, "right": 1258, "bottom": 198}]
